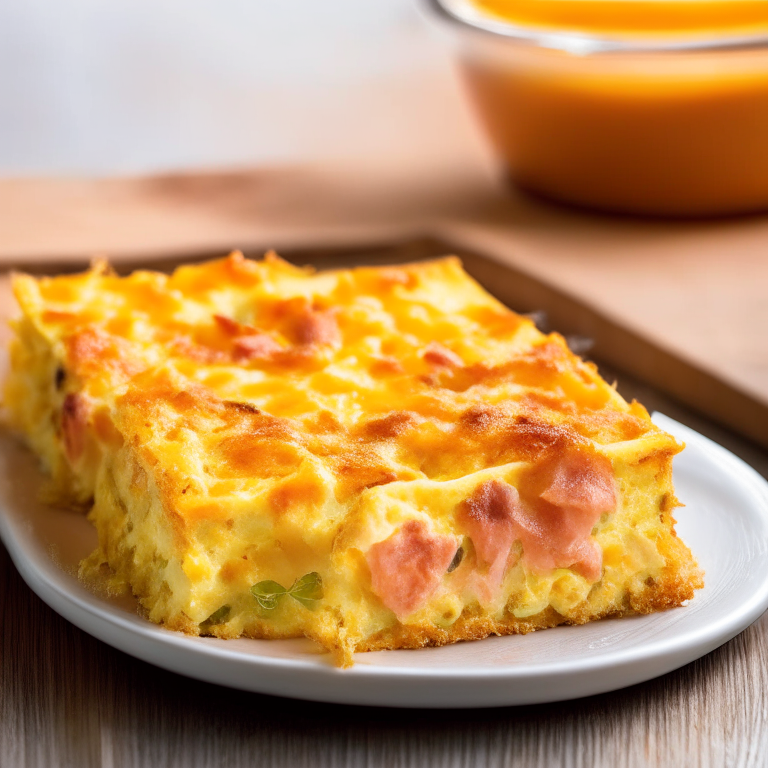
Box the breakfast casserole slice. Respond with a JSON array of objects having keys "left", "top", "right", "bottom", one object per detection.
[{"left": 4, "top": 253, "right": 703, "bottom": 665}]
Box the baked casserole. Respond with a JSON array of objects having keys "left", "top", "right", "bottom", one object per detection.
[{"left": 5, "top": 253, "right": 703, "bottom": 666}]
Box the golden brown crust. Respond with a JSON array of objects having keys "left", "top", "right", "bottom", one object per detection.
[{"left": 186, "top": 560, "right": 702, "bottom": 669}]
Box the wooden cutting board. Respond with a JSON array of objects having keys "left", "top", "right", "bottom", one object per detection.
[{"left": 1, "top": 153, "right": 767, "bottom": 448}]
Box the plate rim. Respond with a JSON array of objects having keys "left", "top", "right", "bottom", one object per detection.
[{"left": 2, "top": 413, "right": 768, "bottom": 704}]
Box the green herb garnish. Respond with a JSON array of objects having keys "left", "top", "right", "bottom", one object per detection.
[
  {"left": 288, "top": 572, "right": 324, "bottom": 608},
  {"left": 447, "top": 546, "right": 464, "bottom": 573},
  {"left": 250, "top": 580, "right": 288, "bottom": 611},
  {"left": 202, "top": 604, "right": 231, "bottom": 626},
  {"left": 250, "top": 572, "right": 324, "bottom": 612}
]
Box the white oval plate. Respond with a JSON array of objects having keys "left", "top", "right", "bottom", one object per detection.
[{"left": 1, "top": 414, "right": 767, "bottom": 709}]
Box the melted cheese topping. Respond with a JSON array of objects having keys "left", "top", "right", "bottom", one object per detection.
[{"left": 8, "top": 253, "right": 656, "bottom": 487}]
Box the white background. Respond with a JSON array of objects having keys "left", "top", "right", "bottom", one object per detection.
[{"left": 0, "top": 0, "right": 454, "bottom": 176}]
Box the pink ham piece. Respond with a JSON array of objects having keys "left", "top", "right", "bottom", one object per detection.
[
  {"left": 423, "top": 342, "right": 463, "bottom": 368},
  {"left": 535, "top": 449, "right": 616, "bottom": 580},
  {"left": 61, "top": 393, "right": 90, "bottom": 463},
  {"left": 458, "top": 480, "right": 520, "bottom": 601},
  {"left": 172, "top": 336, "right": 229, "bottom": 364},
  {"left": 232, "top": 333, "right": 283, "bottom": 362},
  {"left": 293, "top": 305, "right": 340, "bottom": 347},
  {"left": 540, "top": 449, "right": 616, "bottom": 519},
  {"left": 213, "top": 314, "right": 283, "bottom": 362},
  {"left": 460, "top": 450, "right": 615, "bottom": 586},
  {"left": 366, "top": 520, "right": 459, "bottom": 619},
  {"left": 504, "top": 498, "right": 606, "bottom": 582}
]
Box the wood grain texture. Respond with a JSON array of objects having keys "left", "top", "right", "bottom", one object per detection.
[{"left": 1, "top": 371, "right": 767, "bottom": 768}]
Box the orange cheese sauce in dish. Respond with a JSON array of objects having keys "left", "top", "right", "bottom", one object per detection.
[
  {"left": 472, "top": 0, "right": 768, "bottom": 37},
  {"left": 431, "top": 0, "right": 768, "bottom": 216}
]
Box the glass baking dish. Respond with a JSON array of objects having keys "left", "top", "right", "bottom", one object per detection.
[{"left": 424, "top": 0, "right": 768, "bottom": 216}]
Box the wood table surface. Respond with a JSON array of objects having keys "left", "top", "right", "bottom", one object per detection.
[{"left": 1, "top": 357, "right": 767, "bottom": 768}]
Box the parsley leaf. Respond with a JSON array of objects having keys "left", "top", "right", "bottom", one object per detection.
[
  {"left": 250, "top": 580, "right": 287, "bottom": 611},
  {"left": 250, "top": 572, "right": 324, "bottom": 611},
  {"left": 202, "top": 604, "right": 231, "bottom": 626},
  {"left": 289, "top": 572, "right": 323, "bottom": 608}
]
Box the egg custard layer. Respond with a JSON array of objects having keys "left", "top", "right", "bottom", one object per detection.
[{"left": 5, "top": 253, "right": 703, "bottom": 665}]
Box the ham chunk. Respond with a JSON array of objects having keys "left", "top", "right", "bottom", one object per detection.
[
  {"left": 61, "top": 393, "right": 90, "bottom": 463},
  {"left": 540, "top": 449, "right": 616, "bottom": 518},
  {"left": 423, "top": 342, "right": 463, "bottom": 369},
  {"left": 172, "top": 336, "right": 229, "bottom": 364},
  {"left": 459, "top": 450, "right": 615, "bottom": 587},
  {"left": 293, "top": 305, "right": 340, "bottom": 347},
  {"left": 213, "top": 314, "right": 283, "bottom": 362},
  {"left": 563, "top": 538, "right": 603, "bottom": 582},
  {"left": 214, "top": 304, "right": 340, "bottom": 363},
  {"left": 366, "top": 520, "right": 459, "bottom": 619},
  {"left": 232, "top": 333, "right": 283, "bottom": 362},
  {"left": 458, "top": 480, "right": 519, "bottom": 599},
  {"left": 525, "top": 448, "right": 614, "bottom": 579},
  {"left": 502, "top": 498, "right": 602, "bottom": 580},
  {"left": 533, "top": 448, "right": 615, "bottom": 580}
]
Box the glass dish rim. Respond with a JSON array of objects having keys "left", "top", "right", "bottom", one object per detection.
[{"left": 425, "top": 0, "right": 768, "bottom": 55}]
